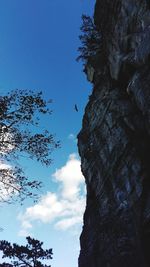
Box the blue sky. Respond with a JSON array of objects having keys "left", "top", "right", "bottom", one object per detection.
[{"left": 0, "top": 1, "right": 95, "bottom": 267}]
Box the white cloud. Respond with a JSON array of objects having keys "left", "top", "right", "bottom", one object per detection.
[
  {"left": 18, "top": 154, "right": 86, "bottom": 236},
  {"left": 53, "top": 153, "right": 84, "bottom": 200},
  {"left": 55, "top": 216, "right": 83, "bottom": 231},
  {"left": 0, "top": 131, "right": 15, "bottom": 154},
  {"left": 0, "top": 162, "right": 19, "bottom": 202},
  {"left": 18, "top": 221, "right": 33, "bottom": 237}
]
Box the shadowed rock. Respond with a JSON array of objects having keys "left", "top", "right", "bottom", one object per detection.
[{"left": 78, "top": 1, "right": 150, "bottom": 266}]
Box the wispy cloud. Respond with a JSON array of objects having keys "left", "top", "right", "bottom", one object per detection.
[
  {"left": 18, "top": 154, "right": 86, "bottom": 236},
  {"left": 68, "top": 134, "right": 77, "bottom": 143}
]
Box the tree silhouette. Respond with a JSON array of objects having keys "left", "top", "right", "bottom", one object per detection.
[
  {"left": 0, "top": 236, "right": 53, "bottom": 267},
  {"left": 0, "top": 89, "right": 60, "bottom": 203},
  {"left": 77, "top": 15, "right": 102, "bottom": 65}
]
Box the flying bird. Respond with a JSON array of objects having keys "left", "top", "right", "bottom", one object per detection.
[{"left": 74, "top": 104, "right": 78, "bottom": 112}]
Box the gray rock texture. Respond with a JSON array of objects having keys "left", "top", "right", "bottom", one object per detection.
[{"left": 78, "top": 1, "right": 150, "bottom": 266}]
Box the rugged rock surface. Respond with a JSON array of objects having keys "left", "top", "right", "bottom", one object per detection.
[{"left": 78, "top": 1, "right": 150, "bottom": 266}]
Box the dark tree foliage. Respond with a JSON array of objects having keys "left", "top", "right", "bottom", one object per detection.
[
  {"left": 0, "top": 236, "right": 53, "bottom": 267},
  {"left": 77, "top": 15, "right": 102, "bottom": 65},
  {"left": 0, "top": 89, "right": 60, "bottom": 203}
]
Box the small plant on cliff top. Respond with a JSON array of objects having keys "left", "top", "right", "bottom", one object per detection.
[{"left": 77, "top": 14, "right": 102, "bottom": 65}]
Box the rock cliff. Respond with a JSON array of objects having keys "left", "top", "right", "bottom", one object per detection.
[{"left": 78, "top": 1, "right": 150, "bottom": 266}]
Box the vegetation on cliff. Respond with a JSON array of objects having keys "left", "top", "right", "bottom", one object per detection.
[{"left": 77, "top": 15, "right": 101, "bottom": 65}]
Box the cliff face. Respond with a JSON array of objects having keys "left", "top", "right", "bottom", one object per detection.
[{"left": 78, "top": 1, "right": 150, "bottom": 266}]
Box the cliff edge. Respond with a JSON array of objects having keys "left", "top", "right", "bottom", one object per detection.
[{"left": 78, "top": 1, "right": 150, "bottom": 266}]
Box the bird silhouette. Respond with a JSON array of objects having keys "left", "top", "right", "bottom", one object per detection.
[{"left": 75, "top": 104, "right": 78, "bottom": 112}]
